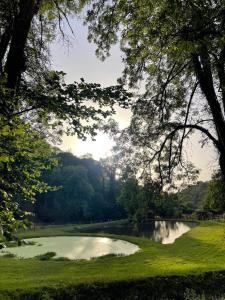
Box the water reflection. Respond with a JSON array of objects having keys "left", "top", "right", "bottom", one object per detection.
[
  {"left": 0, "top": 236, "right": 139, "bottom": 260},
  {"left": 152, "top": 221, "right": 192, "bottom": 244},
  {"left": 79, "top": 221, "right": 196, "bottom": 244}
]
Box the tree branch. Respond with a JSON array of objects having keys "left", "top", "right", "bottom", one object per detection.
[
  {"left": 173, "top": 124, "right": 219, "bottom": 148},
  {"left": 53, "top": 0, "right": 74, "bottom": 35},
  {"left": 179, "top": 81, "right": 199, "bottom": 162}
]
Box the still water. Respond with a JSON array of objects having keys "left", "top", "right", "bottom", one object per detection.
[
  {"left": 0, "top": 221, "right": 196, "bottom": 260},
  {"left": 77, "top": 221, "right": 196, "bottom": 244},
  {"left": 0, "top": 236, "right": 139, "bottom": 260}
]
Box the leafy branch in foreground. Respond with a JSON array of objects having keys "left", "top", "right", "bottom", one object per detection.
[
  {"left": 16, "top": 71, "right": 132, "bottom": 139},
  {"left": 0, "top": 116, "right": 57, "bottom": 239}
]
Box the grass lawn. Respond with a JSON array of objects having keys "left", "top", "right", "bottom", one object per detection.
[{"left": 0, "top": 220, "right": 225, "bottom": 294}]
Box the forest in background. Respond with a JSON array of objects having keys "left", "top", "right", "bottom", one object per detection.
[
  {"left": 32, "top": 151, "right": 220, "bottom": 225},
  {"left": 35, "top": 152, "right": 126, "bottom": 223}
]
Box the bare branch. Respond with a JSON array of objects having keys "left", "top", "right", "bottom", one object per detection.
[
  {"left": 52, "top": 0, "right": 74, "bottom": 35},
  {"left": 179, "top": 81, "right": 199, "bottom": 162}
]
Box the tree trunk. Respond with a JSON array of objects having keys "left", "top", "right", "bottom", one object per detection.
[
  {"left": 192, "top": 49, "right": 225, "bottom": 181},
  {"left": 4, "top": 0, "right": 41, "bottom": 92},
  {"left": 219, "top": 152, "right": 225, "bottom": 181},
  {"left": 0, "top": 23, "right": 13, "bottom": 73},
  {"left": 192, "top": 52, "right": 225, "bottom": 146}
]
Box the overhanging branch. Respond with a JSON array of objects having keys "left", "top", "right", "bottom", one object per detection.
[{"left": 173, "top": 124, "right": 219, "bottom": 148}]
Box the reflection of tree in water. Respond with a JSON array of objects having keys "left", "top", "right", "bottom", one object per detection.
[
  {"left": 79, "top": 220, "right": 194, "bottom": 244},
  {"left": 152, "top": 221, "right": 191, "bottom": 244},
  {"left": 132, "top": 221, "right": 156, "bottom": 239},
  {"left": 153, "top": 221, "right": 177, "bottom": 242}
]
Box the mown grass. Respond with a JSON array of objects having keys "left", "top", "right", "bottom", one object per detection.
[{"left": 0, "top": 220, "right": 225, "bottom": 295}]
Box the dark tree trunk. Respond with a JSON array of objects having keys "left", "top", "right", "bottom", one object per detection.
[
  {"left": 192, "top": 51, "right": 225, "bottom": 147},
  {"left": 0, "top": 23, "right": 13, "bottom": 73},
  {"left": 219, "top": 153, "right": 225, "bottom": 181},
  {"left": 4, "top": 0, "right": 41, "bottom": 92},
  {"left": 192, "top": 48, "right": 225, "bottom": 180}
]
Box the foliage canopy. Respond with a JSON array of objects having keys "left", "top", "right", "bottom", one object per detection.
[{"left": 85, "top": 0, "right": 225, "bottom": 185}]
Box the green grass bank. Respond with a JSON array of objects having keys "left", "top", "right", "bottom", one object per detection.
[{"left": 0, "top": 220, "right": 225, "bottom": 299}]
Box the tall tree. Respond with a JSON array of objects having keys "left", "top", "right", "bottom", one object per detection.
[
  {"left": 0, "top": 0, "right": 131, "bottom": 118},
  {"left": 0, "top": 1, "right": 131, "bottom": 235},
  {"left": 0, "top": 0, "right": 79, "bottom": 92},
  {"left": 85, "top": 0, "right": 225, "bottom": 184}
]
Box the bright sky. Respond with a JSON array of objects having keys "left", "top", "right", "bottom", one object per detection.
[{"left": 51, "top": 17, "right": 217, "bottom": 181}]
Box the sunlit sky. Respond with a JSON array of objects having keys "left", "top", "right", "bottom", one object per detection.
[{"left": 51, "top": 17, "right": 217, "bottom": 181}]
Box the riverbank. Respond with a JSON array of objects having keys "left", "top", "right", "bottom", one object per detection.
[{"left": 0, "top": 220, "right": 225, "bottom": 299}]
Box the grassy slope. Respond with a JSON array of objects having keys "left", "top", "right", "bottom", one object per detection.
[{"left": 0, "top": 221, "right": 225, "bottom": 293}]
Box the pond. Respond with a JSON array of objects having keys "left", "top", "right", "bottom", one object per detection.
[
  {"left": 0, "top": 236, "right": 139, "bottom": 260},
  {"left": 76, "top": 220, "right": 196, "bottom": 244}
]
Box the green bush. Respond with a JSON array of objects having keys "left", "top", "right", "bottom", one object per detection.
[{"left": 2, "top": 271, "right": 225, "bottom": 299}]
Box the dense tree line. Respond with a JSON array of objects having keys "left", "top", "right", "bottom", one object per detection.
[
  {"left": 34, "top": 152, "right": 185, "bottom": 224},
  {"left": 35, "top": 152, "right": 126, "bottom": 223},
  {"left": 15, "top": 148, "right": 222, "bottom": 225},
  {"left": 177, "top": 181, "right": 208, "bottom": 213},
  {"left": 203, "top": 172, "right": 225, "bottom": 212},
  {"left": 117, "top": 177, "right": 225, "bottom": 221},
  {"left": 116, "top": 178, "right": 180, "bottom": 221},
  {"left": 35, "top": 152, "right": 216, "bottom": 224},
  {"left": 177, "top": 176, "right": 225, "bottom": 214}
]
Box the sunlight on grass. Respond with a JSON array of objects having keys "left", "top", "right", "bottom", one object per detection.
[{"left": 0, "top": 221, "right": 225, "bottom": 293}]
